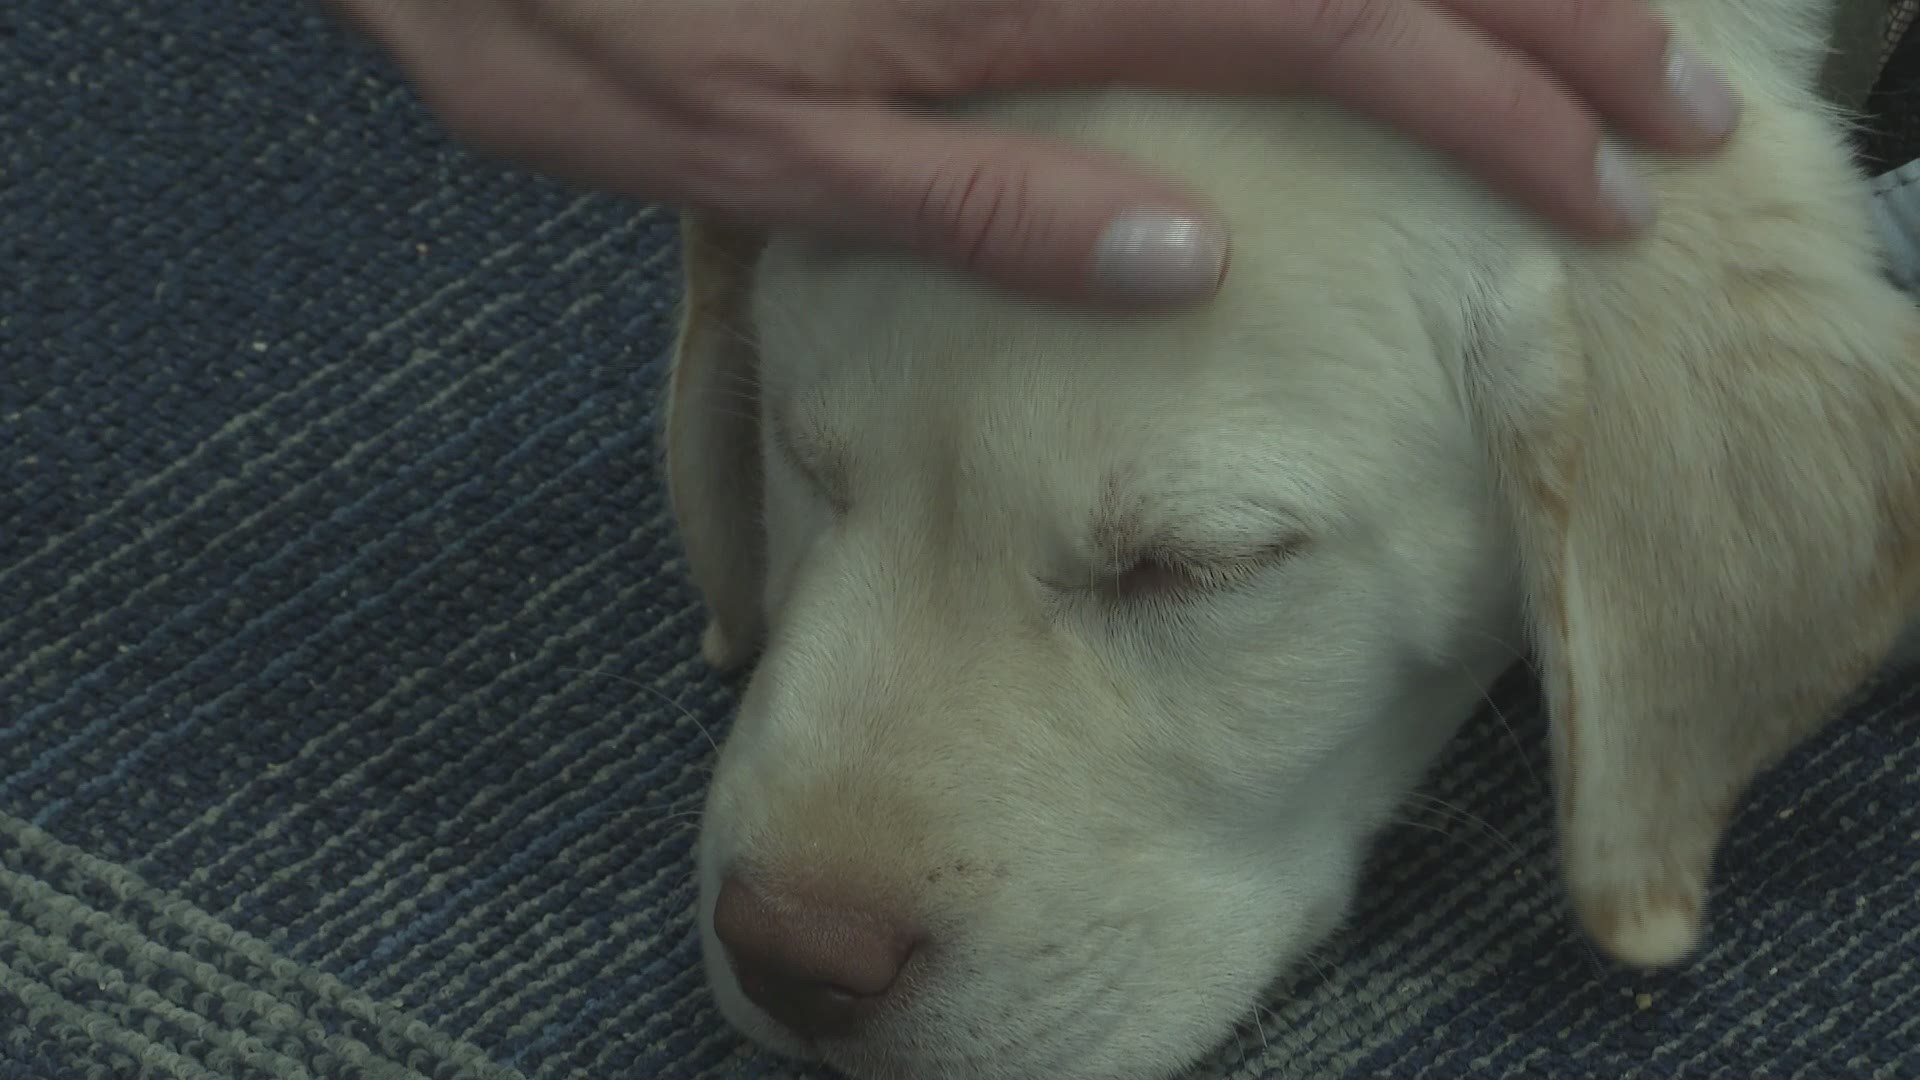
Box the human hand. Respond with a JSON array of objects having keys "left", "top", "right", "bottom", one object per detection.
[{"left": 327, "top": 0, "right": 1739, "bottom": 309}]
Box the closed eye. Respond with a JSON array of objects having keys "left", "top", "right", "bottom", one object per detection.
[{"left": 1074, "top": 537, "right": 1309, "bottom": 605}]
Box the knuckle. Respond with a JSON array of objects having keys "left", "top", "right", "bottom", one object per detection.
[
  {"left": 1554, "top": 0, "right": 1614, "bottom": 39},
  {"left": 693, "top": 142, "right": 794, "bottom": 207},
  {"left": 1489, "top": 91, "right": 1600, "bottom": 202},
  {"left": 674, "top": 109, "right": 809, "bottom": 214},
  {"left": 658, "top": 25, "right": 791, "bottom": 100},
  {"left": 1477, "top": 74, "right": 1574, "bottom": 162},
  {"left": 912, "top": 153, "right": 1042, "bottom": 270},
  {"left": 877, "top": 0, "right": 1049, "bottom": 89},
  {"left": 1300, "top": 0, "right": 1408, "bottom": 58},
  {"left": 898, "top": 0, "right": 1042, "bottom": 45},
  {"left": 1551, "top": 0, "right": 1668, "bottom": 66},
  {"left": 1305, "top": 0, "right": 1397, "bottom": 48}
]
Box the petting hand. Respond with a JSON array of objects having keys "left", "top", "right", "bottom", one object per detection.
[{"left": 327, "top": 0, "right": 1740, "bottom": 308}]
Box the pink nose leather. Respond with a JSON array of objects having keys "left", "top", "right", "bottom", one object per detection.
[{"left": 712, "top": 875, "right": 919, "bottom": 1040}]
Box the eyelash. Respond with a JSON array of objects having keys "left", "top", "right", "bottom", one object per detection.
[{"left": 1090, "top": 548, "right": 1287, "bottom": 605}]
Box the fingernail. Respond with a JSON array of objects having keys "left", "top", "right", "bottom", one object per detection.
[
  {"left": 1595, "top": 143, "right": 1656, "bottom": 233},
  {"left": 1089, "top": 211, "right": 1229, "bottom": 306},
  {"left": 1664, "top": 45, "right": 1740, "bottom": 140}
]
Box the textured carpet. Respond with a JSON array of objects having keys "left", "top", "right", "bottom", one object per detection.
[{"left": 3, "top": 3, "right": 1918, "bottom": 1079}]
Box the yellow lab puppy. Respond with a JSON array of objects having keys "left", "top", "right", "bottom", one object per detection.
[{"left": 667, "top": 0, "right": 1920, "bottom": 1076}]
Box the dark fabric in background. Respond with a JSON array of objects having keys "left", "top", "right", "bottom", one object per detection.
[
  {"left": 1865, "top": 11, "right": 1920, "bottom": 169},
  {"left": 2, "top": 4, "right": 1917, "bottom": 1078}
]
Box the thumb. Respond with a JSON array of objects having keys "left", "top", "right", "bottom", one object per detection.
[{"left": 792, "top": 105, "right": 1230, "bottom": 310}]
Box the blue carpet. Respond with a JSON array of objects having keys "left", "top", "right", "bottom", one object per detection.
[{"left": 2, "top": 3, "right": 1917, "bottom": 1078}]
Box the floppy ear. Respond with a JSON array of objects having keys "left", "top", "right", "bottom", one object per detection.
[
  {"left": 666, "top": 211, "right": 768, "bottom": 672},
  {"left": 1469, "top": 113, "right": 1920, "bottom": 969}
]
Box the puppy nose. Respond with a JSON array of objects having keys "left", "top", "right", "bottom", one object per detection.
[{"left": 711, "top": 874, "right": 919, "bottom": 1039}]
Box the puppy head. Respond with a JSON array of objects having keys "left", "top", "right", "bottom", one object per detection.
[
  {"left": 667, "top": 79, "right": 1920, "bottom": 1080},
  {"left": 670, "top": 180, "right": 1527, "bottom": 1078}
]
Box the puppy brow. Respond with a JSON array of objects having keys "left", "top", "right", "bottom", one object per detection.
[{"left": 1087, "top": 499, "right": 1149, "bottom": 569}]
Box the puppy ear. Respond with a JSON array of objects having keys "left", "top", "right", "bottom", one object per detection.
[
  {"left": 666, "top": 211, "right": 768, "bottom": 671},
  {"left": 1472, "top": 117, "right": 1920, "bottom": 969}
]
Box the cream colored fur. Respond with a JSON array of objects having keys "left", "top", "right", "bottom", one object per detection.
[{"left": 666, "top": 0, "right": 1920, "bottom": 1075}]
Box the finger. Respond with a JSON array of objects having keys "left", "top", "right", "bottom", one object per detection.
[
  {"left": 499, "top": 0, "right": 830, "bottom": 97},
  {"left": 897, "top": 0, "right": 1657, "bottom": 237},
  {"left": 328, "top": 0, "right": 610, "bottom": 159},
  {"left": 323, "top": 0, "right": 808, "bottom": 211},
  {"left": 1281, "top": 0, "right": 1658, "bottom": 237},
  {"left": 1436, "top": 0, "right": 1739, "bottom": 150},
  {"left": 783, "top": 103, "right": 1230, "bottom": 310}
]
